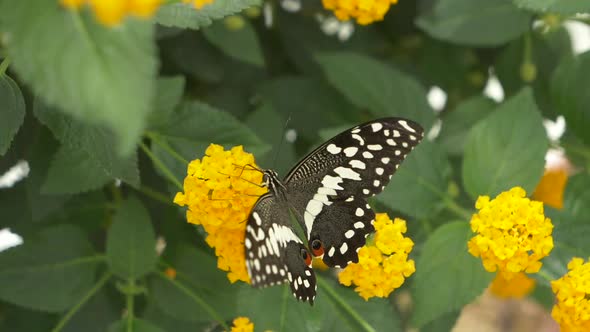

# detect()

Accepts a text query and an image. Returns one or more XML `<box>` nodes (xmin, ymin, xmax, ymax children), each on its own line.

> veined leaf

<box><xmin>156</xmin><ymin>0</ymin><xmax>261</xmax><ymax>30</ymax></box>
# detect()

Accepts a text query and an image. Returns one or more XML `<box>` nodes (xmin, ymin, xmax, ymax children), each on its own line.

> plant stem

<box><xmin>155</xmin><ymin>270</ymin><xmax>230</xmax><ymax>330</ymax></box>
<box><xmin>443</xmin><ymin>197</ymin><xmax>473</xmax><ymax>221</ymax></box>
<box><xmin>137</xmin><ymin>185</ymin><xmax>176</xmax><ymax>206</ymax></box>
<box><xmin>145</xmin><ymin>131</ymin><xmax>189</xmax><ymax>165</ymax></box>
<box><xmin>316</xmin><ymin>276</ymin><xmax>376</xmax><ymax>332</ymax></box>
<box><xmin>139</xmin><ymin>142</ymin><xmax>183</xmax><ymax>190</ymax></box>
<box><xmin>51</xmin><ymin>272</ymin><xmax>112</xmax><ymax>332</ymax></box>
<box><xmin>0</xmin><ymin>56</ymin><xmax>10</xmax><ymax>76</ymax></box>
<box><xmin>126</xmin><ymin>279</ymin><xmax>135</xmax><ymax>332</ymax></box>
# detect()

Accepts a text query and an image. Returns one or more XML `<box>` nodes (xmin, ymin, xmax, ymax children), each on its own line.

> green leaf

<box><xmin>108</xmin><ymin>318</ymin><xmax>165</xmax><ymax>332</ymax></box>
<box><xmin>550</xmin><ymin>173</ymin><xmax>590</xmax><ymax>260</ymax></box>
<box><xmin>377</xmin><ymin>141</ymin><xmax>452</xmax><ymax>219</ymax></box>
<box><xmin>237</xmin><ymin>283</ymin><xmax>335</xmax><ymax>332</ymax></box>
<box><xmin>244</xmin><ymin>102</ymin><xmax>299</xmax><ymax>175</ymax></box>
<box><xmin>411</xmin><ymin>222</ymin><xmax>493</xmax><ymax>327</ymax></box>
<box><xmin>0</xmin><ymin>224</ymin><xmax>99</xmax><ymax>312</ymax></box>
<box><xmin>438</xmin><ymin>97</ymin><xmax>496</xmax><ymax>155</ymax></box>
<box><xmin>41</xmin><ymin>144</ymin><xmax>111</xmax><ymax>194</ymax></box>
<box><xmin>142</xmin><ymin>302</ymin><xmax>210</xmax><ymax>331</ymax></box>
<box><xmin>462</xmin><ymin>88</ymin><xmax>548</xmax><ymax>199</ymax></box>
<box><xmin>416</xmin><ymin>0</ymin><xmax>531</xmax><ymax>47</ymax></box>
<box><xmin>62</xmin><ymin>291</ymin><xmax>120</xmax><ymax>332</ymax></box>
<box><xmin>0</xmin><ymin>75</ymin><xmax>25</xmax><ymax>156</ymax></box>
<box><xmin>420</xmin><ymin>311</ymin><xmax>459</xmax><ymax>332</ymax></box>
<box><xmin>258</xmin><ymin>77</ymin><xmax>358</xmax><ymax>141</ymax></box>
<box><xmin>203</xmin><ymin>20</ymin><xmax>264</xmax><ymax>67</ymax></box>
<box><xmin>0</xmin><ymin>0</ymin><xmax>158</xmax><ymax>155</ymax></box>
<box><xmin>495</xmin><ymin>28</ymin><xmax>573</xmax><ymax>119</ymax></box>
<box><xmin>315</xmin><ymin>53</ymin><xmax>435</xmax><ymax>129</ymax></box>
<box><xmin>151</xmin><ymin>101</ymin><xmax>268</xmax><ymax>155</ymax></box>
<box><xmin>513</xmin><ymin>0</ymin><xmax>590</xmax><ymax>15</ymax></box>
<box><xmin>156</xmin><ymin>0</ymin><xmax>261</xmax><ymax>30</ymax></box>
<box><xmin>321</xmin><ymin>278</ymin><xmax>402</xmax><ymax>332</ymax></box>
<box><xmin>150</xmin><ymin>101</ymin><xmax>269</xmax><ymax>186</ymax></box>
<box><xmin>551</xmin><ymin>51</ymin><xmax>590</xmax><ymax>146</ymax></box>
<box><xmin>148</xmin><ymin>76</ymin><xmax>186</xmax><ymax>127</ymax></box>
<box><xmin>106</xmin><ymin>196</ymin><xmax>157</xmax><ymax>279</ymax></box>
<box><xmin>34</xmin><ymin>101</ymin><xmax>140</xmax><ymax>187</ymax></box>
<box><xmin>150</xmin><ymin>245</ymin><xmax>237</xmax><ymax>323</ymax></box>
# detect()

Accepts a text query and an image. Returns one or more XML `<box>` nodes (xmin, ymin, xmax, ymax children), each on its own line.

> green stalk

<box><xmin>51</xmin><ymin>272</ymin><xmax>112</xmax><ymax>332</ymax></box>
<box><xmin>155</xmin><ymin>270</ymin><xmax>230</xmax><ymax>330</ymax></box>
<box><xmin>140</xmin><ymin>142</ymin><xmax>183</xmax><ymax>190</ymax></box>
<box><xmin>126</xmin><ymin>279</ymin><xmax>135</xmax><ymax>332</ymax></box>
<box><xmin>317</xmin><ymin>276</ymin><xmax>376</xmax><ymax>332</ymax></box>
<box><xmin>145</xmin><ymin>131</ymin><xmax>189</xmax><ymax>165</ymax></box>
<box><xmin>0</xmin><ymin>56</ymin><xmax>11</xmax><ymax>76</ymax></box>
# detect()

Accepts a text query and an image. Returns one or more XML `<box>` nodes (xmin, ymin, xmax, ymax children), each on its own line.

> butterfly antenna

<box><xmin>271</xmin><ymin>114</ymin><xmax>292</xmax><ymax>170</ymax></box>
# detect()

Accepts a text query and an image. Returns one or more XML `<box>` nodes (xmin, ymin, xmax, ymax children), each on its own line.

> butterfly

<box><xmin>244</xmin><ymin>118</ymin><xmax>424</xmax><ymax>304</ymax></box>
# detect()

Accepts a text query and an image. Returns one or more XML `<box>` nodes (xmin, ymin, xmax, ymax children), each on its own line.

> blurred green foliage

<box><xmin>0</xmin><ymin>0</ymin><xmax>589</xmax><ymax>331</ymax></box>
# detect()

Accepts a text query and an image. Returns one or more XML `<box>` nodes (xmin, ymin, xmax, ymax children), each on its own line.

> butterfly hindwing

<box><xmin>245</xmin><ymin>194</ymin><xmax>317</xmax><ymax>303</ymax></box>
<box><xmin>308</xmin><ymin>196</ymin><xmax>376</xmax><ymax>267</ymax></box>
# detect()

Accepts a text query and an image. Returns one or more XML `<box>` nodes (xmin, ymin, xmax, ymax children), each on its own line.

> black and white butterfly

<box><xmin>244</xmin><ymin>118</ymin><xmax>424</xmax><ymax>304</ymax></box>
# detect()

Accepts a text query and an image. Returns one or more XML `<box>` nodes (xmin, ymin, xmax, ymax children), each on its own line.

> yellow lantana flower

<box><xmin>174</xmin><ymin>144</ymin><xmax>268</xmax><ymax>283</ymax></box>
<box><xmin>322</xmin><ymin>0</ymin><xmax>399</xmax><ymax>25</ymax></box>
<box><xmin>532</xmin><ymin>169</ymin><xmax>568</xmax><ymax>210</ymax></box>
<box><xmin>183</xmin><ymin>0</ymin><xmax>215</xmax><ymax>9</ymax></box>
<box><xmin>489</xmin><ymin>272</ymin><xmax>535</xmax><ymax>299</ymax></box>
<box><xmin>551</xmin><ymin>257</ymin><xmax>590</xmax><ymax>332</ymax></box>
<box><xmin>230</xmin><ymin>317</ymin><xmax>254</xmax><ymax>332</ymax></box>
<box><xmin>60</xmin><ymin>0</ymin><xmax>165</xmax><ymax>26</ymax></box>
<box><xmin>468</xmin><ymin>187</ymin><xmax>554</xmax><ymax>279</ymax></box>
<box><xmin>338</xmin><ymin>214</ymin><xmax>415</xmax><ymax>300</ymax></box>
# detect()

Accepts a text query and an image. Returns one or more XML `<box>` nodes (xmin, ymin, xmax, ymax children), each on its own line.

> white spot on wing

<box><xmin>328</xmin><ymin>247</ymin><xmax>335</xmax><ymax>257</ymax></box>
<box><xmin>340</xmin><ymin>242</ymin><xmax>348</xmax><ymax>254</ymax></box>
<box><xmin>381</xmin><ymin>157</ymin><xmax>390</xmax><ymax>164</ymax></box>
<box><xmin>334</xmin><ymin>167</ymin><xmax>361</xmax><ymax>180</ymax></box>
<box><xmin>253</xmin><ymin>212</ymin><xmax>262</xmax><ymax>226</ymax></box>
<box><xmin>352</xmin><ymin>134</ymin><xmax>365</xmax><ymax>145</ymax></box>
<box><xmin>376</xmin><ymin>167</ymin><xmax>384</xmax><ymax>175</ymax></box>
<box><xmin>321</xmin><ymin>175</ymin><xmax>344</xmax><ymax>190</ymax></box>
<box><xmin>349</xmin><ymin>160</ymin><xmax>365</xmax><ymax>169</ymax></box>
<box><xmin>304</xmin><ymin>279</ymin><xmax>310</xmax><ymax>288</ymax></box>
<box><xmin>327</xmin><ymin>143</ymin><xmax>342</xmax><ymax>154</ymax></box>
<box><xmin>345</xmin><ymin>230</ymin><xmax>355</xmax><ymax>238</ymax></box>
<box><xmin>398</xmin><ymin>120</ymin><xmax>416</xmax><ymax>133</ymax></box>
<box><xmin>344</xmin><ymin>147</ymin><xmax>358</xmax><ymax>157</ymax></box>
<box><xmin>371</xmin><ymin>123</ymin><xmax>383</xmax><ymax>132</ymax></box>
<box><xmin>363</xmin><ymin>151</ymin><xmax>373</xmax><ymax>159</ymax></box>
<box><xmin>367</xmin><ymin>144</ymin><xmax>382</xmax><ymax>151</ymax></box>
<box><xmin>355</xmin><ymin>208</ymin><xmax>364</xmax><ymax>216</ymax></box>
<box><xmin>354</xmin><ymin>222</ymin><xmax>364</xmax><ymax>229</ymax></box>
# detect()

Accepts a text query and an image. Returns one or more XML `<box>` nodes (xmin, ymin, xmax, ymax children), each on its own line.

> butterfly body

<box><xmin>245</xmin><ymin>118</ymin><xmax>424</xmax><ymax>304</ymax></box>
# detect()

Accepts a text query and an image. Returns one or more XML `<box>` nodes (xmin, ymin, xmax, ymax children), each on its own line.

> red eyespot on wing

<box><xmin>302</xmin><ymin>250</ymin><xmax>312</xmax><ymax>266</ymax></box>
<box><xmin>311</xmin><ymin>239</ymin><xmax>324</xmax><ymax>257</ymax></box>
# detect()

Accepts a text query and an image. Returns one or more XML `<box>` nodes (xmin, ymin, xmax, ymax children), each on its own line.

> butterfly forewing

<box><xmin>245</xmin><ymin>194</ymin><xmax>317</xmax><ymax>303</ymax></box>
<box><xmin>283</xmin><ymin>118</ymin><xmax>423</xmax><ymax>267</ymax></box>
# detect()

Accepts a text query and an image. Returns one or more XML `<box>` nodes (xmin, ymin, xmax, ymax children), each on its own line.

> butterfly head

<box><xmin>262</xmin><ymin>169</ymin><xmax>279</xmax><ymax>187</ymax></box>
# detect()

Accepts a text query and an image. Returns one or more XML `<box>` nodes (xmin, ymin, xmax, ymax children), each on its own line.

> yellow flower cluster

<box><xmin>322</xmin><ymin>0</ymin><xmax>399</xmax><ymax>25</ymax></box>
<box><xmin>60</xmin><ymin>0</ymin><xmax>162</xmax><ymax>26</ymax></box>
<box><xmin>489</xmin><ymin>272</ymin><xmax>535</xmax><ymax>299</ymax></box>
<box><xmin>230</xmin><ymin>317</ymin><xmax>254</xmax><ymax>332</ymax></box>
<box><xmin>551</xmin><ymin>258</ymin><xmax>590</xmax><ymax>332</ymax></box>
<box><xmin>468</xmin><ymin>187</ymin><xmax>554</xmax><ymax>279</ymax></box>
<box><xmin>338</xmin><ymin>214</ymin><xmax>415</xmax><ymax>300</ymax></box>
<box><xmin>532</xmin><ymin>169</ymin><xmax>568</xmax><ymax>210</ymax></box>
<box><xmin>174</xmin><ymin>144</ymin><xmax>267</xmax><ymax>283</ymax></box>
<box><xmin>60</xmin><ymin>0</ymin><xmax>214</xmax><ymax>26</ymax></box>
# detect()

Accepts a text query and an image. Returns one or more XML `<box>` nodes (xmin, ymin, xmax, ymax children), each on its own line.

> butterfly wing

<box><xmin>245</xmin><ymin>193</ymin><xmax>317</xmax><ymax>304</ymax></box>
<box><xmin>284</xmin><ymin>118</ymin><xmax>423</xmax><ymax>267</ymax></box>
